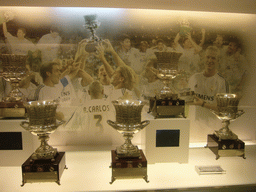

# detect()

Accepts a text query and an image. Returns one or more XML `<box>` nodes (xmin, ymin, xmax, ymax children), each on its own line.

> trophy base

<box><xmin>206</xmin><ymin>134</ymin><xmax>246</xmax><ymax>160</ymax></box>
<box><xmin>109</xmin><ymin>150</ymin><xmax>149</xmax><ymax>184</ymax></box>
<box><xmin>21</xmin><ymin>152</ymin><xmax>67</xmax><ymax>186</ymax></box>
<box><xmin>215</xmin><ymin>130</ymin><xmax>238</xmax><ymax>140</ymax></box>
<box><xmin>0</xmin><ymin>101</ymin><xmax>26</xmax><ymax>118</ymax></box>
<box><xmin>149</xmin><ymin>97</ymin><xmax>185</xmax><ymax>118</ymax></box>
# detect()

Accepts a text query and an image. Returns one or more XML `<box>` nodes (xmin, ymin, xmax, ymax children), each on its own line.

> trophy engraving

<box><xmin>149</xmin><ymin>52</ymin><xmax>185</xmax><ymax>118</ymax></box>
<box><xmin>108</xmin><ymin>99</ymin><xmax>150</xmax><ymax>183</ymax></box>
<box><xmin>20</xmin><ymin>100</ymin><xmax>67</xmax><ymax>186</ymax></box>
<box><xmin>207</xmin><ymin>93</ymin><xmax>246</xmax><ymax>159</ymax></box>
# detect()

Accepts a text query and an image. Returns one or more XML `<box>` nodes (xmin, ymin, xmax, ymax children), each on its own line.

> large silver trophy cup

<box><xmin>21</xmin><ymin>100</ymin><xmax>65</xmax><ymax>161</ymax></box>
<box><xmin>155</xmin><ymin>52</ymin><xmax>182</xmax><ymax>99</ymax></box>
<box><xmin>211</xmin><ymin>93</ymin><xmax>244</xmax><ymax>140</ymax></box>
<box><xmin>149</xmin><ymin>52</ymin><xmax>185</xmax><ymax>118</ymax></box>
<box><xmin>0</xmin><ymin>54</ymin><xmax>27</xmax><ymax>102</ymax></box>
<box><xmin>107</xmin><ymin>100</ymin><xmax>150</xmax><ymax>158</ymax></box>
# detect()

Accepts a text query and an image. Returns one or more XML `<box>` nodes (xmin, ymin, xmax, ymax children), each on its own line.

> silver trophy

<box><xmin>20</xmin><ymin>100</ymin><xmax>65</xmax><ymax>161</ymax></box>
<box><xmin>83</xmin><ymin>14</ymin><xmax>101</xmax><ymax>53</ymax></box>
<box><xmin>155</xmin><ymin>52</ymin><xmax>182</xmax><ymax>99</ymax></box>
<box><xmin>107</xmin><ymin>99</ymin><xmax>150</xmax><ymax>158</ymax></box>
<box><xmin>0</xmin><ymin>54</ymin><xmax>27</xmax><ymax>102</ymax></box>
<box><xmin>211</xmin><ymin>93</ymin><xmax>244</xmax><ymax>140</ymax></box>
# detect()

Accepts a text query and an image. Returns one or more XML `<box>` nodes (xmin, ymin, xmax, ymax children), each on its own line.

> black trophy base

<box><xmin>21</xmin><ymin>152</ymin><xmax>67</xmax><ymax>186</ymax></box>
<box><xmin>149</xmin><ymin>97</ymin><xmax>185</xmax><ymax>118</ymax></box>
<box><xmin>110</xmin><ymin>150</ymin><xmax>149</xmax><ymax>184</ymax></box>
<box><xmin>206</xmin><ymin>134</ymin><xmax>246</xmax><ymax>160</ymax></box>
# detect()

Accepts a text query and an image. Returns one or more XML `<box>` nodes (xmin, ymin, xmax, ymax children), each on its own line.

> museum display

<box><xmin>20</xmin><ymin>100</ymin><xmax>67</xmax><ymax>186</ymax></box>
<box><xmin>206</xmin><ymin>93</ymin><xmax>246</xmax><ymax>159</ymax></box>
<box><xmin>107</xmin><ymin>99</ymin><xmax>150</xmax><ymax>183</ymax></box>
<box><xmin>0</xmin><ymin>54</ymin><xmax>27</xmax><ymax>117</ymax></box>
<box><xmin>149</xmin><ymin>52</ymin><xmax>185</xmax><ymax>118</ymax></box>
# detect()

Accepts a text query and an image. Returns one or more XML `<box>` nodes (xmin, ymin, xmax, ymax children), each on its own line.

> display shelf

<box><xmin>0</xmin><ymin>145</ymin><xmax>255</xmax><ymax>192</ymax></box>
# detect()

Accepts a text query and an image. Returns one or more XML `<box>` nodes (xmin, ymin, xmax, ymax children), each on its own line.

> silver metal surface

<box><xmin>107</xmin><ymin>99</ymin><xmax>150</xmax><ymax>158</ymax></box>
<box><xmin>21</xmin><ymin>100</ymin><xmax>64</xmax><ymax>160</ymax></box>
<box><xmin>211</xmin><ymin>93</ymin><xmax>244</xmax><ymax>140</ymax></box>
<box><xmin>0</xmin><ymin>54</ymin><xmax>27</xmax><ymax>102</ymax></box>
<box><xmin>154</xmin><ymin>52</ymin><xmax>182</xmax><ymax>99</ymax></box>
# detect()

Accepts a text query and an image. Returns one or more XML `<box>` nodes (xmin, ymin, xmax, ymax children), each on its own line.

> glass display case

<box><xmin>0</xmin><ymin>0</ymin><xmax>256</xmax><ymax>191</ymax></box>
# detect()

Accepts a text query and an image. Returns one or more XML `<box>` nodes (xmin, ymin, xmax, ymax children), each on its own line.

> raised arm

<box><xmin>186</xmin><ymin>32</ymin><xmax>202</xmax><ymax>53</ymax></box>
<box><xmin>95</xmin><ymin>43</ymin><xmax>115</xmax><ymax>78</ymax></box>
<box><xmin>2</xmin><ymin>21</ymin><xmax>8</xmax><ymax>37</ymax></box>
<box><xmin>103</xmin><ymin>39</ymin><xmax>126</xmax><ymax>67</ymax></box>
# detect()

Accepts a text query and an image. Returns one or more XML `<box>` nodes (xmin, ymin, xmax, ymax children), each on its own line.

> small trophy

<box><xmin>83</xmin><ymin>14</ymin><xmax>101</xmax><ymax>53</ymax></box>
<box><xmin>179</xmin><ymin>18</ymin><xmax>192</xmax><ymax>37</ymax></box>
<box><xmin>0</xmin><ymin>54</ymin><xmax>27</xmax><ymax>118</ymax></box>
<box><xmin>107</xmin><ymin>99</ymin><xmax>150</xmax><ymax>184</ymax></box>
<box><xmin>207</xmin><ymin>93</ymin><xmax>246</xmax><ymax>159</ymax></box>
<box><xmin>149</xmin><ymin>52</ymin><xmax>185</xmax><ymax>118</ymax></box>
<box><xmin>20</xmin><ymin>100</ymin><xmax>67</xmax><ymax>186</ymax></box>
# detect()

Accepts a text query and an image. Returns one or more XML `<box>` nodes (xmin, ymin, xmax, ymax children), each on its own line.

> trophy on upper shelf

<box><xmin>83</xmin><ymin>14</ymin><xmax>101</xmax><ymax>53</ymax></box>
<box><xmin>20</xmin><ymin>100</ymin><xmax>67</xmax><ymax>186</ymax></box>
<box><xmin>0</xmin><ymin>54</ymin><xmax>28</xmax><ymax>118</ymax></box>
<box><xmin>206</xmin><ymin>93</ymin><xmax>246</xmax><ymax>159</ymax></box>
<box><xmin>149</xmin><ymin>51</ymin><xmax>185</xmax><ymax>118</ymax></box>
<box><xmin>107</xmin><ymin>99</ymin><xmax>150</xmax><ymax>184</ymax></box>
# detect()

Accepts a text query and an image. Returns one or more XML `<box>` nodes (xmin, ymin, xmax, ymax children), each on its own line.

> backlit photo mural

<box><xmin>0</xmin><ymin>7</ymin><xmax>254</xmax><ymax>144</ymax></box>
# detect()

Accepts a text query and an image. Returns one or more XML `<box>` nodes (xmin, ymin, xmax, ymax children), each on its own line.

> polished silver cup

<box><xmin>107</xmin><ymin>99</ymin><xmax>150</xmax><ymax>158</ymax></box>
<box><xmin>0</xmin><ymin>54</ymin><xmax>27</xmax><ymax>102</ymax></box>
<box><xmin>21</xmin><ymin>100</ymin><xmax>64</xmax><ymax>161</ymax></box>
<box><xmin>211</xmin><ymin>93</ymin><xmax>244</xmax><ymax>140</ymax></box>
<box><xmin>154</xmin><ymin>52</ymin><xmax>182</xmax><ymax>99</ymax></box>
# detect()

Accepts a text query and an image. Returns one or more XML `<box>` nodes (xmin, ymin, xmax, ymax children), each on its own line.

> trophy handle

<box><xmin>20</xmin><ymin>121</ymin><xmax>29</xmax><ymax>130</ymax></box>
<box><xmin>237</xmin><ymin>110</ymin><xmax>245</xmax><ymax>118</ymax></box>
<box><xmin>140</xmin><ymin>120</ymin><xmax>150</xmax><ymax>129</ymax></box>
<box><xmin>107</xmin><ymin>120</ymin><xmax>117</xmax><ymax>128</ymax></box>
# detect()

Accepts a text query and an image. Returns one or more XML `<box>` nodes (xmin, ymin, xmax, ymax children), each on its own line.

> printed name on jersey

<box><xmin>196</xmin><ymin>93</ymin><xmax>214</xmax><ymax>101</ymax></box>
<box><xmin>83</xmin><ymin>105</ymin><xmax>110</xmax><ymax>113</ymax></box>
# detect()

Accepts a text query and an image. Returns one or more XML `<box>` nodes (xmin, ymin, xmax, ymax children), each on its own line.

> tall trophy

<box><xmin>149</xmin><ymin>52</ymin><xmax>185</xmax><ymax>118</ymax></box>
<box><xmin>107</xmin><ymin>99</ymin><xmax>150</xmax><ymax>184</ymax></box>
<box><xmin>0</xmin><ymin>54</ymin><xmax>27</xmax><ymax>118</ymax></box>
<box><xmin>83</xmin><ymin>14</ymin><xmax>101</xmax><ymax>53</ymax></box>
<box><xmin>207</xmin><ymin>93</ymin><xmax>246</xmax><ymax>159</ymax></box>
<box><xmin>20</xmin><ymin>100</ymin><xmax>67</xmax><ymax>186</ymax></box>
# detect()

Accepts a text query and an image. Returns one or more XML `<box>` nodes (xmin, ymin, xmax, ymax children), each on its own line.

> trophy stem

<box><xmin>122</xmin><ymin>133</ymin><xmax>135</xmax><ymax>150</ymax></box>
<box><xmin>215</xmin><ymin>120</ymin><xmax>238</xmax><ymax>140</ymax></box>
<box><xmin>116</xmin><ymin>132</ymin><xmax>141</xmax><ymax>158</ymax></box>
<box><xmin>32</xmin><ymin>133</ymin><xmax>57</xmax><ymax>161</ymax></box>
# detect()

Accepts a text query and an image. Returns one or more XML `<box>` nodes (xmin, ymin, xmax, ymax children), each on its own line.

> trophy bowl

<box><xmin>107</xmin><ymin>99</ymin><xmax>150</xmax><ymax>158</ymax></box>
<box><xmin>20</xmin><ymin>100</ymin><xmax>65</xmax><ymax>161</ymax></box>
<box><xmin>211</xmin><ymin>93</ymin><xmax>244</xmax><ymax>140</ymax></box>
<box><xmin>0</xmin><ymin>54</ymin><xmax>27</xmax><ymax>102</ymax></box>
<box><xmin>154</xmin><ymin>52</ymin><xmax>182</xmax><ymax>99</ymax></box>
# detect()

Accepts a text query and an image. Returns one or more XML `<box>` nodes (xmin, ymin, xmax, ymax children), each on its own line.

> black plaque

<box><xmin>0</xmin><ymin>132</ymin><xmax>22</xmax><ymax>150</ymax></box>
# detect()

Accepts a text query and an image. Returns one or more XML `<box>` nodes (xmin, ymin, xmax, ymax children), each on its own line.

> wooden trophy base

<box><xmin>21</xmin><ymin>152</ymin><xmax>67</xmax><ymax>186</ymax></box>
<box><xmin>110</xmin><ymin>150</ymin><xmax>149</xmax><ymax>184</ymax></box>
<box><xmin>206</xmin><ymin>134</ymin><xmax>246</xmax><ymax>160</ymax></box>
